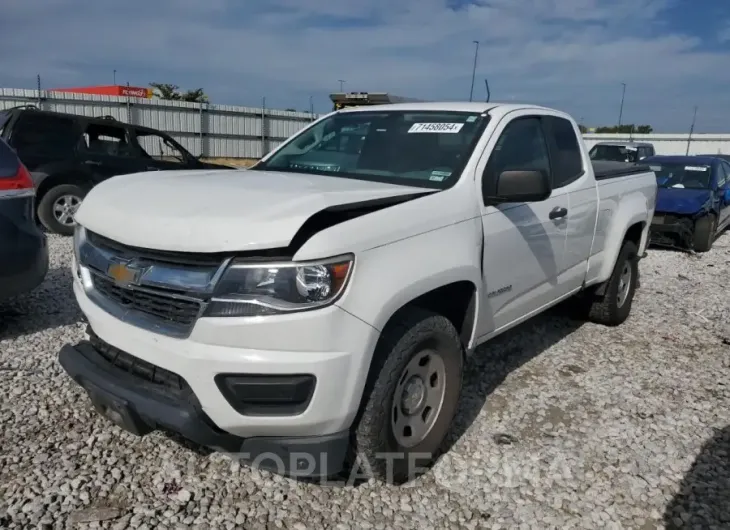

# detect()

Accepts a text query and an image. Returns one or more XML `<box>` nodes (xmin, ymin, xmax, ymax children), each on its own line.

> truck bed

<box><xmin>592</xmin><ymin>160</ymin><xmax>651</xmax><ymax>180</ymax></box>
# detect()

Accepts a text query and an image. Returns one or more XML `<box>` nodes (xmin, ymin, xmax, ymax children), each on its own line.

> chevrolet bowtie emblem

<box><xmin>107</xmin><ymin>261</ymin><xmax>142</xmax><ymax>286</ymax></box>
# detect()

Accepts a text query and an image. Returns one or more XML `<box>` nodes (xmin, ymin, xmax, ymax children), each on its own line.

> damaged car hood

<box><xmin>75</xmin><ymin>169</ymin><xmax>430</xmax><ymax>253</ymax></box>
<box><xmin>655</xmin><ymin>188</ymin><xmax>712</xmax><ymax>216</ymax></box>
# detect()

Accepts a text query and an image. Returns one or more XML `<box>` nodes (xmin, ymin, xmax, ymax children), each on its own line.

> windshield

<box><xmin>649</xmin><ymin>163</ymin><xmax>713</xmax><ymax>189</ymax></box>
<box><xmin>589</xmin><ymin>144</ymin><xmax>639</xmax><ymax>163</ymax></box>
<box><xmin>252</xmin><ymin>110</ymin><xmax>490</xmax><ymax>189</ymax></box>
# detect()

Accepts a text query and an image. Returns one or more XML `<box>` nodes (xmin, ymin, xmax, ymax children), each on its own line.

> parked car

<box><xmin>58</xmin><ymin>102</ymin><xmax>657</xmax><ymax>482</ymax></box>
<box><xmin>589</xmin><ymin>141</ymin><xmax>655</xmax><ymax>163</ymax></box>
<box><xmin>645</xmin><ymin>155</ymin><xmax>730</xmax><ymax>252</ymax></box>
<box><xmin>0</xmin><ymin>138</ymin><xmax>48</xmax><ymax>300</ymax></box>
<box><xmin>0</xmin><ymin>106</ymin><xmax>233</xmax><ymax>236</ymax></box>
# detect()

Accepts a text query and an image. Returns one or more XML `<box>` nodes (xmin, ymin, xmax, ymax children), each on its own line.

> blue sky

<box><xmin>2</xmin><ymin>0</ymin><xmax>729</xmax><ymax>132</ymax></box>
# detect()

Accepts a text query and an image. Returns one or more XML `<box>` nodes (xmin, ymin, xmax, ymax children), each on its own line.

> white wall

<box><xmin>582</xmin><ymin>133</ymin><xmax>730</xmax><ymax>156</ymax></box>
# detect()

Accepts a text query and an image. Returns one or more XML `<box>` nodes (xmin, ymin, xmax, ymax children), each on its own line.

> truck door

<box><xmin>475</xmin><ymin>113</ymin><xmax>569</xmax><ymax>337</ymax></box>
<box><xmin>543</xmin><ymin>115</ymin><xmax>598</xmax><ymax>293</ymax></box>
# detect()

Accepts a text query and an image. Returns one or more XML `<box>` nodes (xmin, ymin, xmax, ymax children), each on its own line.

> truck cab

<box><xmin>59</xmin><ymin>102</ymin><xmax>657</xmax><ymax>483</ymax></box>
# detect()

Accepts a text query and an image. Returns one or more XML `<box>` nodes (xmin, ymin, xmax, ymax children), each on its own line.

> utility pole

<box><xmin>469</xmin><ymin>41</ymin><xmax>479</xmax><ymax>102</ymax></box>
<box><xmin>618</xmin><ymin>82</ymin><xmax>626</xmax><ymax>130</ymax></box>
<box><xmin>338</xmin><ymin>79</ymin><xmax>345</xmax><ymax>92</ymax></box>
<box><xmin>113</xmin><ymin>69</ymin><xmax>117</xmax><ymax>85</ymax></box>
<box><xmin>309</xmin><ymin>95</ymin><xmax>314</xmax><ymax>121</ymax></box>
<box><xmin>686</xmin><ymin>105</ymin><xmax>698</xmax><ymax>155</ymax></box>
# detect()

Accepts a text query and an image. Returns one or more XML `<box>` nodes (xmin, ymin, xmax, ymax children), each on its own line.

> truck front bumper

<box><xmin>62</xmin><ymin>271</ymin><xmax>382</xmax><ymax>475</ymax></box>
<box><xmin>59</xmin><ymin>337</ymin><xmax>349</xmax><ymax>477</ymax></box>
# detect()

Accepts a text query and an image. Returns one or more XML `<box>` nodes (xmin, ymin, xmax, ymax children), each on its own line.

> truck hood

<box><xmin>75</xmin><ymin>169</ymin><xmax>430</xmax><ymax>253</ymax></box>
<box><xmin>655</xmin><ymin>187</ymin><xmax>711</xmax><ymax>215</ymax></box>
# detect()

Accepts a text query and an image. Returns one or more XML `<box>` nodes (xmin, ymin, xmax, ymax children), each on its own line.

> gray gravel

<box><xmin>1</xmin><ymin>233</ymin><xmax>729</xmax><ymax>529</ymax></box>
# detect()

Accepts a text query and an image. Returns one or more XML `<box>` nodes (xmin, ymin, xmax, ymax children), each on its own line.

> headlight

<box><xmin>204</xmin><ymin>255</ymin><xmax>354</xmax><ymax>317</ymax></box>
<box><xmin>73</xmin><ymin>225</ymin><xmax>84</xmax><ymax>264</ymax></box>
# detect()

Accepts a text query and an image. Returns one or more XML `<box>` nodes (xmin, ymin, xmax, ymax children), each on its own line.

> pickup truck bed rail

<box><xmin>592</xmin><ymin>161</ymin><xmax>652</xmax><ymax>180</ymax></box>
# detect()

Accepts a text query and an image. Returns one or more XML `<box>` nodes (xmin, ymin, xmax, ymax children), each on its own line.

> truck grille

<box><xmin>79</xmin><ymin>230</ymin><xmax>225</xmax><ymax>337</ymax></box>
<box><xmin>92</xmin><ymin>274</ymin><xmax>203</xmax><ymax>328</ymax></box>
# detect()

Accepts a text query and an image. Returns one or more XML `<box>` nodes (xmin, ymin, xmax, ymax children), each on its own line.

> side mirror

<box><xmin>488</xmin><ymin>170</ymin><xmax>552</xmax><ymax>204</ymax></box>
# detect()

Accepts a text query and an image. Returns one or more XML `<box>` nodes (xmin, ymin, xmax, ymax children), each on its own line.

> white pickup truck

<box><xmin>59</xmin><ymin>103</ymin><xmax>657</xmax><ymax>482</ymax></box>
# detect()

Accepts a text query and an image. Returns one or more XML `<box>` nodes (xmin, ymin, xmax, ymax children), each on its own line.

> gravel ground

<box><xmin>1</xmin><ymin>233</ymin><xmax>729</xmax><ymax>529</ymax></box>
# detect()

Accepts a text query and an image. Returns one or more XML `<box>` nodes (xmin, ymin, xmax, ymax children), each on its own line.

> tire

<box><xmin>585</xmin><ymin>240</ymin><xmax>639</xmax><ymax>326</ymax></box>
<box><xmin>693</xmin><ymin>214</ymin><xmax>716</xmax><ymax>253</ymax></box>
<box><xmin>352</xmin><ymin>307</ymin><xmax>463</xmax><ymax>483</ymax></box>
<box><xmin>37</xmin><ymin>184</ymin><xmax>87</xmax><ymax>236</ymax></box>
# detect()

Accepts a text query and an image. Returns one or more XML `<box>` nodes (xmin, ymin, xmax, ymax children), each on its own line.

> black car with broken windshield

<box><xmin>0</xmin><ymin>106</ymin><xmax>233</xmax><ymax>236</ymax></box>
<box><xmin>252</xmin><ymin>110</ymin><xmax>490</xmax><ymax>189</ymax></box>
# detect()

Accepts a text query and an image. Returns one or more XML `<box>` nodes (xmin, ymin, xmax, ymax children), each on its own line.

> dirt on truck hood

<box><xmin>75</xmin><ymin>169</ymin><xmax>429</xmax><ymax>253</ymax></box>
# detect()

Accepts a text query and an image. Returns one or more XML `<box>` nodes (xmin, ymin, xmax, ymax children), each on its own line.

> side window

<box><xmin>717</xmin><ymin>161</ymin><xmax>728</xmax><ymax>188</ymax></box>
<box><xmin>482</xmin><ymin>116</ymin><xmax>550</xmax><ymax>200</ymax></box>
<box><xmin>81</xmin><ymin>123</ymin><xmax>134</xmax><ymax>157</ymax></box>
<box><xmin>10</xmin><ymin>114</ymin><xmax>78</xmax><ymax>158</ymax></box>
<box><xmin>135</xmin><ymin>129</ymin><xmax>187</xmax><ymax>162</ymax></box>
<box><xmin>544</xmin><ymin>116</ymin><xmax>583</xmax><ymax>188</ymax></box>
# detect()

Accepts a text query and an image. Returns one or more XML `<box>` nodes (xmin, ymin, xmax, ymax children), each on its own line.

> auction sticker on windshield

<box><xmin>408</xmin><ymin>123</ymin><xmax>464</xmax><ymax>133</ymax></box>
<box><xmin>685</xmin><ymin>166</ymin><xmax>709</xmax><ymax>171</ymax></box>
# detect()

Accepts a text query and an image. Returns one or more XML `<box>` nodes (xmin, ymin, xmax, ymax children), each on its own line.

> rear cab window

<box><xmin>544</xmin><ymin>116</ymin><xmax>583</xmax><ymax>188</ymax></box>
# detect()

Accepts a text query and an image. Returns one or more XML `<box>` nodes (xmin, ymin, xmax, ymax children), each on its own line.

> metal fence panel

<box><xmin>0</xmin><ymin>87</ymin><xmax>317</xmax><ymax>159</ymax></box>
<box><xmin>3</xmin><ymin>88</ymin><xmax>730</xmax><ymax>157</ymax></box>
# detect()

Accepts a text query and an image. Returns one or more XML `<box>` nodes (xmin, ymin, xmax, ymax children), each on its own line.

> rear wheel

<box><xmin>352</xmin><ymin>308</ymin><xmax>463</xmax><ymax>483</ymax></box>
<box><xmin>38</xmin><ymin>184</ymin><xmax>87</xmax><ymax>236</ymax></box>
<box><xmin>584</xmin><ymin>240</ymin><xmax>639</xmax><ymax>326</ymax></box>
<box><xmin>693</xmin><ymin>214</ymin><xmax>716</xmax><ymax>253</ymax></box>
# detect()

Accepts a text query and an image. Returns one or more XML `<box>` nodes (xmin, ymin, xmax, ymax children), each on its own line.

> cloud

<box><xmin>1</xmin><ymin>0</ymin><xmax>728</xmax><ymax>132</ymax></box>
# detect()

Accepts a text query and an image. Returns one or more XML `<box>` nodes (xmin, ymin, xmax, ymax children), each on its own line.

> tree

<box><xmin>149</xmin><ymin>83</ymin><xmax>208</xmax><ymax>103</ymax></box>
<box><xmin>149</xmin><ymin>83</ymin><xmax>181</xmax><ymax>100</ymax></box>
<box><xmin>181</xmin><ymin>88</ymin><xmax>208</xmax><ymax>103</ymax></box>
<box><xmin>578</xmin><ymin>124</ymin><xmax>588</xmax><ymax>134</ymax></box>
<box><xmin>593</xmin><ymin>124</ymin><xmax>653</xmax><ymax>134</ymax></box>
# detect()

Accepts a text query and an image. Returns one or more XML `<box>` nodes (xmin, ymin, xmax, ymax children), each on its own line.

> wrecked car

<box><xmin>646</xmin><ymin>155</ymin><xmax>730</xmax><ymax>252</ymax></box>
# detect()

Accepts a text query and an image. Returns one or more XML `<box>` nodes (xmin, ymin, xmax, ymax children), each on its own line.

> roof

<box><xmin>698</xmin><ymin>153</ymin><xmax>730</xmax><ymax>161</ymax></box>
<box><xmin>643</xmin><ymin>155</ymin><xmax>718</xmax><ymax>166</ymax></box>
<box><xmin>335</xmin><ymin>102</ymin><xmax>555</xmax><ymax>114</ymax></box>
<box><xmin>593</xmin><ymin>141</ymin><xmax>654</xmax><ymax>147</ymax></box>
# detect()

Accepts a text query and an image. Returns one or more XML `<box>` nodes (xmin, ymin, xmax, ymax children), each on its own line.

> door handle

<box><xmin>549</xmin><ymin>206</ymin><xmax>568</xmax><ymax>220</ymax></box>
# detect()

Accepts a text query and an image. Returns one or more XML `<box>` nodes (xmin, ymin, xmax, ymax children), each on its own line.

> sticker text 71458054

<box><xmin>408</xmin><ymin>123</ymin><xmax>464</xmax><ymax>133</ymax></box>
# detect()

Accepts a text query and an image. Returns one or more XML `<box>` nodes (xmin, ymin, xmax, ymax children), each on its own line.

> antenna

<box><xmin>484</xmin><ymin>78</ymin><xmax>491</xmax><ymax>102</ymax></box>
<box><xmin>685</xmin><ymin>105</ymin><xmax>698</xmax><ymax>155</ymax></box>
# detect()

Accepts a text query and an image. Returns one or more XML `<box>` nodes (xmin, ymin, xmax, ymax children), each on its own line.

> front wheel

<box><xmin>693</xmin><ymin>214</ymin><xmax>716</xmax><ymax>253</ymax></box>
<box><xmin>352</xmin><ymin>308</ymin><xmax>463</xmax><ymax>483</ymax></box>
<box><xmin>37</xmin><ymin>184</ymin><xmax>87</xmax><ymax>236</ymax></box>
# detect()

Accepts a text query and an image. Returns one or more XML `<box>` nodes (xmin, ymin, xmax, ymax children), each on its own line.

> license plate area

<box><xmin>81</xmin><ymin>380</ymin><xmax>153</xmax><ymax>436</ymax></box>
